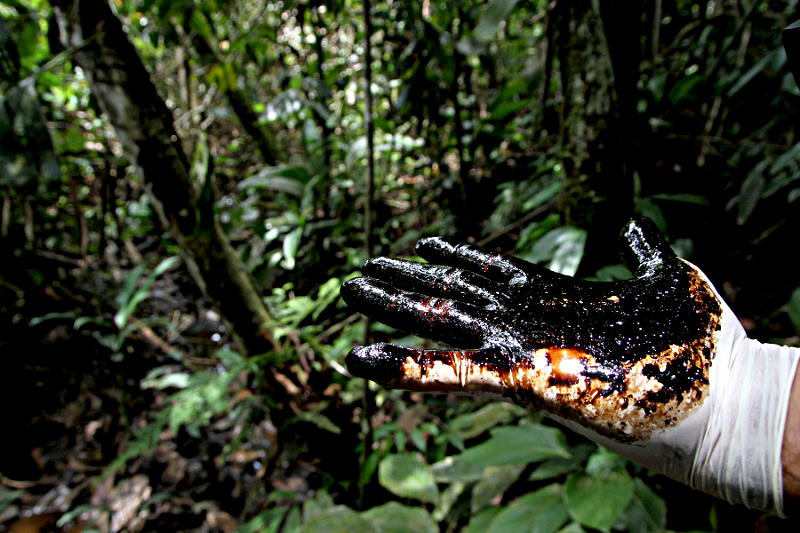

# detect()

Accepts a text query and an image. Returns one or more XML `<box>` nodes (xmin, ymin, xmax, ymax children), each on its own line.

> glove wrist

<box><xmin>690</xmin><ymin>332</ymin><xmax>800</xmax><ymax>516</ymax></box>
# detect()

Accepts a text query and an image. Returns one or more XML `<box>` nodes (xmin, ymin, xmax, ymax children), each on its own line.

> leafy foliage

<box><xmin>1</xmin><ymin>0</ymin><xmax>798</xmax><ymax>531</ymax></box>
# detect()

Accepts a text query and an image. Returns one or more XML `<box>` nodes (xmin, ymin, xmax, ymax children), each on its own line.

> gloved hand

<box><xmin>341</xmin><ymin>218</ymin><xmax>800</xmax><ymax>515</ymax></box>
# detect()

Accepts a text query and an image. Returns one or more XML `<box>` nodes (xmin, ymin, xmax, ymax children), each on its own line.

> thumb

<box><xmin>619</xmin><ymin>217</ymin><xmax>675</xmax><ymax>275</ymax></box>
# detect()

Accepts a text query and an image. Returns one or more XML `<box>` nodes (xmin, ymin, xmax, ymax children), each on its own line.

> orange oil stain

<box><xmin>548</xmin><ymin>348</ymin><xmax>588</xmax><ymax>386</ymax></box>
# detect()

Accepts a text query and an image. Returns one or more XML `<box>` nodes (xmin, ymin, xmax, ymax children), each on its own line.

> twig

<box><xmin>317</xmin><ymin>313</ymin><xmax>360</xmax><ymax>342</ymax></box>
<box><xmin>477</xmin><ymin>203</ymin><xmax>553</xmax><ymax>248</ymax></box>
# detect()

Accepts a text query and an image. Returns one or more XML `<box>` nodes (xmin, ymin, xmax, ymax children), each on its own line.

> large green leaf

<box><xmin>378</xmin><ymin>453</ymin><xmax>439</xmax><ymax>504</ymax></box>
<box><xmin>529</xmin><ymin>444</ymin><xmax>595</xmax><ymax>481</ymax></box>
<box><xmin>471</xmin><ymin>464</ymin><xmax>525</xmax><ymax>513</ymax></box>
<box><xmin>361</xmin><ymin>503</ymin><xmax>437</xmax><ymax>533</ymax></box>
<box><xmin>520</xmin><ymin>227</ymin><xmax>587</xmax><ymax>277</ymax></box>
<box><xmin>624</xmin><ymin>479</ymin><xmax>667</xmax><ymax>533</ymax></box>
<box><xmin>565</xmin><ymin>470</ymin><xmax>634</xmax><ymax>533</ymax></box>
<box><xmin>487</xmin><ymin>484</ymin><xmax>569</xmax><ymax>533</ymax></box>
<box><xmin>458</xmin><ymin>424</ymin><xmax>570</xmax><ymax>467</ymax></box>
<box><xmin>298</xmin><ymin>506</ymin><xmax>377</xmax><ymax>533</ymax></box>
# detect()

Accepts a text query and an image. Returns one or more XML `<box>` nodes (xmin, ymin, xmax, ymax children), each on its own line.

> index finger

<box><xmin>415</xmin><ymin>237</ymin><xmax>529</xmax><ymax>285</ymax></box>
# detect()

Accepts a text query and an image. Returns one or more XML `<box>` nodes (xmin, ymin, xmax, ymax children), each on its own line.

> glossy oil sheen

<box><xmin>342</xmin><ymin>218</ymin><xmax>723</xmax><ymax>440</ymax></box>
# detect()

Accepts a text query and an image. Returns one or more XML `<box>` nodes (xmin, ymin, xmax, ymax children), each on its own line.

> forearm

<box><xmin>783</xmin><ymin>364</ymin><xmax>800</xmax><ymax>501</ymax></box>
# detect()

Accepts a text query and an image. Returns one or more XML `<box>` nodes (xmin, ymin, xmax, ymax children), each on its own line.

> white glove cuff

<box><xmin>689</xmin><ymin>333</ymin><xmax>800</xmax><ymax>516</ymax></box>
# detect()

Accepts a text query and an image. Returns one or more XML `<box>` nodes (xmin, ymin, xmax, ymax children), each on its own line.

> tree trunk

<box><xmin>548</xmin><ymin>0</ymin><xmax>637</xmax><ymax>270</ymax></box>
<box><xmin>51</xmin><ymin>0</ymin><xmax>276</xmax><ymax>356</ymax></box>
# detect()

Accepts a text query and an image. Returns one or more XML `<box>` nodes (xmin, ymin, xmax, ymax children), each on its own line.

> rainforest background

<box><xmin>2</xmin><ymin>0</ymin><xmax>800</xmax><ymax>531</ymax></box>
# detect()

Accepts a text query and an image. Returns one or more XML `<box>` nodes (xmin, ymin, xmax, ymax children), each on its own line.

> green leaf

<box><xmin>238</xmin><ymin>165</ymin><xmax>310</xmax><ymax>196</ymax></box>
<box><xmin>448</xmin><ymin>402</ymin><xmax>526</xmax><ymax>440</ymax></box>
<box><xmin>667</xmin><ymin>73</ymin><xmax>704</xmax><ymax>104</ymax></box>
<box><xmin>520</xmin><ymin>227</ymin><xmax>587</xmax><ymax>276</ymax></box>
<box><xmin>282</xmin><ymin>226</ymin><xmax>303</xmax><ymax>270</ymax></box>
<box><xmin>624</xmin><ymin>479</ymin><xmax>667</xmax><ymax>533</ymax></box>
<box><xmin>490</xmin><ymin>98</ymin><xmax>530</xmax><ymax>121</ymax></box>
<box><xmin>565</xmin><ymin>470</ymin><xmax>634</xmax><ymax>533</ymax></box>
<box><xmin>474</xmin><ymin>0</ymin><xmax>519</xmax><ymax>42</ymax></box>
<box><xmin>487</xmin><ymin>484</ymin><xmax>569</xmax><ymax>533</ymax></box>
<box><xmin>298</xmin><ymin>506</ymin><xmax>377</xmax><ymax>533</ymax></box>
<box><xmin>584</xmin><ymin>448</ymin><xmax>628</xmax><ymax>477</ymax></box>
<box><xmin>238</xmin><ymin>507</ymin><xmax>291</xmax><ymax>533</ymax></box>
<box><xmin>556</xmin><ymin>524</ymin><xmax>586</xmax><ymax>533</ymax></box>
<box><xmin>728</xmin><ymin>48</ymin><xmax>783</xmax><ymax>97</ymax></box>
<box><xmin>529</xmin><ymin>444</ymin><xmax>595</xmax><ymax>481</ymax></box>
<box><xmin>291</xmin><ymin>411</ymin><xmax>342</xmax><ymax>435</ymax></box>
<box><xmin>114</xmin><ymin>256</ymin><xmax>180</xmax><ymax>328</ymax></box>
<box><xmin>788</xmin><ymin>287</ymin><xmax>800</xmax><ymax>332</ymax></box>
<box><xmin>463</xmin><ymin>507</ymin><xmax>502</xmax><ymax>533</ymax></box>
<box><xmin>29</xmin><ymin>311</ymin><xmax>79</xmax><ymax>326</ymax></box>
<box><xmin>458</xmin><ymin>424</ymin><xmax>569</xmax><ymax>467</ymax></box>
<box><xmin>361</xmin><ymin>503</ymin><xmax>437</xmax><ymax>533</ymax></box>
<box><xmin>648</xmin><ymin>193</ymin><xmax>708</xmax><ymax>205</ymax></box>
<box><xmin>141</xmin><ymin>367</ymin><xmax>191</xmax><ymax>389</ymax></box>
<box><xmin>635</xmin><ymin>198</ymin><xmax>666</xmax><ymax>232</ymax></box>
<box><xmin>378</xmin><ymin>453</ymin><xmax>439</xmax><ymax>504</ymax></box>
<box><xmin>590</xmin><ymin>265</ymin><xmax>632</xmax><ymax>283</ymax></box>
<box><xmin>471</xmin><ymin>464</ymin><xmax>525</xmax><ymax>513</ymax></box>
<box><xmin>431</xmin><ymin>456</ymin><xmax>485</xmax><ymax>483</ymax></box>
<box><xmin>0</xmin><ymin>486</ymin><xmax>21</xmax><ymax>515</ymax></box>
<box><xmin>432</xmin><ymin>481</ymin><xmax>467</xmax><ymax>522</ymax></box>
<box><xmin>737</xmin><ymin>161</ymin><xmax>768</xmax><ymax>225</ymax></box>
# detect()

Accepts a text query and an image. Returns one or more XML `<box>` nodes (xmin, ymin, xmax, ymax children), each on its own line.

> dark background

<box><xmin>2</xmin><ymin>0</ymin><xmax>799</xmax><ymax>531</ymax></box>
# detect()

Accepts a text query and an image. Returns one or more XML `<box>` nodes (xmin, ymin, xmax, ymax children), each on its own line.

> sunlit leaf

<box><xmin>520</xmin><ymin>227</ymin><xmax>587</xmax><ymax>276</ymax></box>
<box><xmin>487</xmin><ymin>484</ymin><xmax>569</xmax><ymax>533</ymax></box>
<box><xmin>565</xmin><ymin>470</ymin><xmax>634</xmax><ymax>533</ymax></box>
<box><xmin>378</xmin><ymin>453</ymin><xmax>439</xmax><ymax>504</ymax></box>
<box><xmin>282</xmin><ymin>226</ymin><xmax>303</xmax><ymax>270</ymax></box>
<box><xmin>362</xmin><ymin>503</ymin><xmax>437</xmax><ymax>533</ymax></box>
<box><xmin>458</xmin><ymin>424</ymin><xmax>569</xmax><ymax>467</ymax></box>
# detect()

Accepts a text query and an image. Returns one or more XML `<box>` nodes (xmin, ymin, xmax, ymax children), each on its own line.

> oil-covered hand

<box><xmin>342</xmin><ymin>218</ymin><xmax>722</xmax><ymax>441</ymax></box>
<box><xmin>342</xmin><ymin>218</ymin><xmax>800</xmax><ymax>515</ymax></box>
